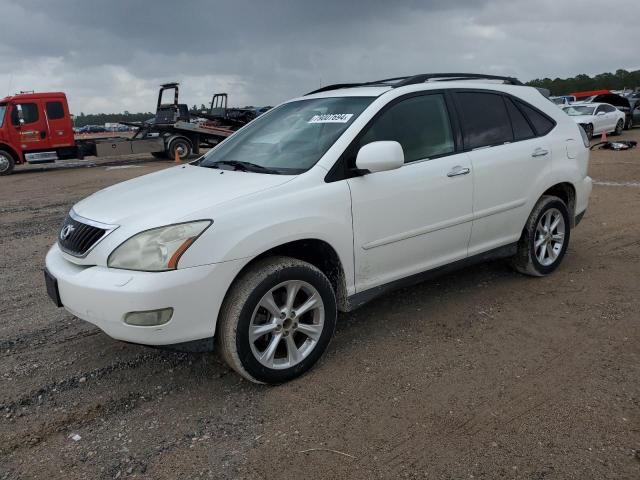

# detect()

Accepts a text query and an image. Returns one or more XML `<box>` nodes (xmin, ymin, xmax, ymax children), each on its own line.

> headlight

<box><xmin>108</xmin><ymin>220</ymin><xmax>211</xmax><ymax>271</ymax></box>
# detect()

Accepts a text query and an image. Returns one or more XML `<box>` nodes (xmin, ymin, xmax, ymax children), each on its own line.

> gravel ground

<box><xmin>1</xmin><ymin>131</ymin><xmax>639</xmax><ymax>479</ymax></box>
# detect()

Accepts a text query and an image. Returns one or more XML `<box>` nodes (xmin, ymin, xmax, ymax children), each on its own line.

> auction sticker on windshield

<box><xmin>308</xmin><ymin>113</ymin><xmax>354</xmax><ymax>123</ymax></box>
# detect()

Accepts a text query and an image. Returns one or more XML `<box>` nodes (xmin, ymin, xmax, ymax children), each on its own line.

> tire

<box><xmin>583</xmin><ymin>123</ymin><xmax>593</xmax><ymax>139</ymax></box>
<box><xmin>217</xmin><ymin>256</ymin><xmax>337</xmax><ymax>384</ymax></box>
<box><xmin>167</xmin><ymin>138</ymin><xmax>192</xmax><ymax>161</ymax></box>
<box><xmin>614</xmin><ymin>119</ymin><xmax>624</xmax><ymax>135</ymax></box>
<box><xmin>625</xmin><ymin>116</ymin><xmax>633</xmax><ymax>130</ymax></box>
<box><xmin>512</xmin><ymin>195</ymin><xmax>571</xmax><ymax>277</ymax></box>
<box><xmin>0</xmin><ymin>149</ymin><xmax>16</xmax><ymax>176</ymax></box>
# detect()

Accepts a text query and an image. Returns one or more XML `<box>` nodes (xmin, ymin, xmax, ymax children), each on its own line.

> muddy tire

<box><xmin>217</xmin><ymin>256</ymin><xmax>337</xmax><ymax>384</ymax></box>
<box><xmin>0</xmin><ymin>149</ymin><xmax>16</xmax><ymax>176</ymax></box>
<box><xmin>512</xmin><ymin>195</ymin><xmax>571</xmax><ymax>277</ymax></box>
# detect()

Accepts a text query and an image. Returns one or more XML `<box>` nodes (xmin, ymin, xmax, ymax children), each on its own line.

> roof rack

<box><xmin>305</xmin><ymin>73</ymin><xmax>523</xmax><ymax>95</ymax></box>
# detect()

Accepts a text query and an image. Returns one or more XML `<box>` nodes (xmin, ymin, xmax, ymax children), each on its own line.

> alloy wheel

<box><xmin>0</xmin><ymin>153</ymin><xmax>10</xmax><ymax>173</ymax></box>
<box><xmin>534</xmin><ymin>208</ymin><xmax>566</xmax><ymax>266</ymax></box>
<box><xmin>249</xmin><ymin>280</ymin><xmax>325</xmax><ymax>370</ymax></box>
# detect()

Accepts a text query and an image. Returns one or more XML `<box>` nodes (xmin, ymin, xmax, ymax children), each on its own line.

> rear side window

<box><xmin>505</xmin><ymin>98</ymin><xmax>535</xmax><ymax>141</ymax></box>
<box><xmin>46</xmin><ymin>101</ymin><xmax>65</xmax><ymax>120</ymax></box>
<box><xmin>11</xmin><ymin>103</ymin><xmax>39</xmax><ymax>125</ymax></box>
<box><xmin>456</xmin><ymin>92</ymin><xmax>512</xmax><ymax>149</ymax></box>
<box><xmin>514</xmin><ymin>100</ymin><xmax>555</xmax><ymax>136</ymax></box>
<box><xmin>358</xmin><ymin>94</ymin><xmax>454</xmax><ymax>163</ymax></box>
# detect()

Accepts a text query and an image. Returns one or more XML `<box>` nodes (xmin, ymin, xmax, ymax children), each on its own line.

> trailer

<box><xmin>0</xmin><ymin>83</ymin><xmax>236</xmax><ymax>175</ymax></box>
<box><xmin>195</xmin><ymin>92</ymin><xmax>271</xmax><ymax>129</ymax></box>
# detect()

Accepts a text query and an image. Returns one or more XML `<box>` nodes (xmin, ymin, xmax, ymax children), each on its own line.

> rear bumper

<box><xmin>45</xmin><ymin>244</ymin><xmax>247</xmax><ymax>346</ymax></box>
<box><xmin>575</xmin><ymin>176</ymin><xmax>592</xmax><ymax>221</ymax></box>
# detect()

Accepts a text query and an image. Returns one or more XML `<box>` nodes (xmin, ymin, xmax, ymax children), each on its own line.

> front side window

<box><xmin>0</xmin><ymin>104</ymin><xmax>6</xmax><ymax>128</ymax></box>
<box><xmin>456</xmin><ymin>92</ymin><xmax>512</xmax><ymax>149</ymax></box>
<box><xmin>11</xmin><ymin>103</ymin><xmax>39</xmax><ymax>125</ymax></box>
<box><xmin>199</xmin><ymin>96</ymin><xmax>374</xmax><ymax>174</ymax></box>
<box><xmin>357</xmin><ymin>94</ymin><xmax>454</xmax><ymax>163</ymax></box>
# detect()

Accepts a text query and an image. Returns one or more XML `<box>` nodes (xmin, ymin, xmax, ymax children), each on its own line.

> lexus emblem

<box><xmin>60</xmin><ymin>224</ymin><xmax>76</xmax><ymax>241</ymax></box>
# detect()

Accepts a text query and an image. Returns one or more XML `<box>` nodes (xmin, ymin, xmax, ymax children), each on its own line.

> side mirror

<box><xmin>596</xmin><ymin>111</ymin><xmax>605</xmax><ymax>116</ymax></box>
<box><xmin>355</xmin><ymin>141</ymin><xmax>404</xmax><ymax>174</ymax></box>
<box><xmin>15</xmin><ymin>104</ymin><xmax>25</xmax><ymax>125</ymax></box>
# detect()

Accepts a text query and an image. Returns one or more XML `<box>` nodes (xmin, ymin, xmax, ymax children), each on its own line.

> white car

<box><xmin>562</xmin><ymin>102</ymin><xmax>626</xmax><ymax>139</ymax></box>
<box><xmin>45</xmin><ymin>73</ymin><xmax>592</xmax><ymax>384</ymax></box>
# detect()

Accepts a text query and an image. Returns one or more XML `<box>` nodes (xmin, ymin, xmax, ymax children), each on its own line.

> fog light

<box><xmin>124</xmin><ymin>308</ymin><xmax>173</xmax><ymax>326</ymax></box>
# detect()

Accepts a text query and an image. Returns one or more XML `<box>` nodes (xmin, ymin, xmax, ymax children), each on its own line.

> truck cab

<box><xmin>0</xmin><ymin>92</ymin><xmax>76</xmax><ymax>175</ymax></box>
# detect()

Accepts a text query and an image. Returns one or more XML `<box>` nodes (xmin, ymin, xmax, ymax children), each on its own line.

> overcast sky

<box><xmin>1</xmin><ymin>0</ymin><xmax>638</xmax><ymax>114</ymax></box>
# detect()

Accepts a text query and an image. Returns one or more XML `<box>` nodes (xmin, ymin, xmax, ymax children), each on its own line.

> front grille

<box><xmin>58</xmin><ymin>214</ymin><xmax>107</xmax><ymax>257</ymax></box>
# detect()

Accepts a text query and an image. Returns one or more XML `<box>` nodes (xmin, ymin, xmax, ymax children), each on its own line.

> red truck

<box><xmin>0</xmin><ymin>84</ymin><xmax>238</xmax><ymax>175</ymax></box>
<box><xmin>0</xmin><ymin>92</ymin><xmax>78</xmax><ymax>174</ymax></box>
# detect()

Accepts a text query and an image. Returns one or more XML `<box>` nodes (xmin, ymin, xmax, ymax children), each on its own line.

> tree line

<box><xmin>526</xmin><ymin>69</ymin><xmax>640</xmax><ymax>96</ymax></box>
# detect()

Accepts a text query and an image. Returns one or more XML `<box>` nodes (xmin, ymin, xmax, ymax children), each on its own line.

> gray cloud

<box><xmin>1</xmin><ymin>0</ymin><xmax>637</xmax><ymax>113</ymax></box>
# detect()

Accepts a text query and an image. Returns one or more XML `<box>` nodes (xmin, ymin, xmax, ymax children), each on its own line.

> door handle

<box><xmin>531</xmin><ymin>148</ymin><xmax>549</xmax><ymax>157</ymax></box>
<box><xmin>447</xmin><ymin>166</ymin><xmax>470</xmax><ymax>177</ymax></box>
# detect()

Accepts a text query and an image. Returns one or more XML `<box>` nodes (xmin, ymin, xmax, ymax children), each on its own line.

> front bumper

<box><xmin>45</xmin><ymin>244</ymin><xmax>247</xmax><ymax>345</ymax></box>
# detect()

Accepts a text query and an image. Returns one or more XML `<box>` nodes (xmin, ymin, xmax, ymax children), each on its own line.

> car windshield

<box><xmin>563</xmin><ymin>106</ymin><xmax>595</xmax><ymax>116</ymax></box>
<box><xmin>0</xmin><ymin>104</ymin><xmax>6</xmax><ymax>128</ymax></box>
<box><xmin>198</xmin><ymin>96</ymin><xmax>375</xmax><ymax>174</ymax></box>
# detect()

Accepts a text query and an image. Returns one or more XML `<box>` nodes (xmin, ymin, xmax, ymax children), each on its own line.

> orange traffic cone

<box><xmin>174</xmin><ymin>148</ymin><xmax>181</xmax><ymax>163</ymax></box>
<box><xmin>600</xmin><ymin>130</ymin><xmax>607</xmax><ymax>142</ymax></box>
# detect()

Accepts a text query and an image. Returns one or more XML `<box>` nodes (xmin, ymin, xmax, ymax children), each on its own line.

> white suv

<box><xmin>45</xmin><ymin>73</ymin><xmax>592</xmax><ymax>384</ymax></box>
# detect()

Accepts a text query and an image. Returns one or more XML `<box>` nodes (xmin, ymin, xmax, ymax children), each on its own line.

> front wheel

<box><xmin>512</xmin><ymin>195</ymin><xmax>571</xmax><ymax>277</ymax></box>
<box><xmin>217</xmin><ymin>256</ymin><xmax>337</xmax><ymax>384</ymax></box>
<box><xmin>0</xmin><ymin>149</ymin><xmax>16</xmax><ymax>176</ymax></box>
<box><xmin>614</xmin><ymin>119</ymin><xmax>624</xmax><ymax>135</ymax></box>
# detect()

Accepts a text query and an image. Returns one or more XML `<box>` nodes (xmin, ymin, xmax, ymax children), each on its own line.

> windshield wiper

<box><xmin>203</xmin><ymin>160</ymin><xmax>281</xmax><ymax>174</ymax></box>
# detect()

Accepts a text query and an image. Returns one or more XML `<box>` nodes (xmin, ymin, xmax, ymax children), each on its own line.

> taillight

<box><xmin>578</xmin><ymin>125</ymin><xmax>590</xmax><ymax>148</ymax></box>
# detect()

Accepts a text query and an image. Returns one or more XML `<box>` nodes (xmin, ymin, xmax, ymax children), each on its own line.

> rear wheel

<box><xmin>168</xmin><ymin>138</ymin><xmax>192</xmax><ymax>161</ymax></box>
<box><xmin>625</xmin><ymin>116</ymin><xmax>633</xmax><ymax>130</ymax></box>
<box><xmin>217</xmin><ymin>256</ymin><xmax>337</xmax><ymax>384</ymax></box>
<box><xmin>512</xmin><ymin>195</ymin><xmax>571</xmax><ymax>277</ymax></box>
<box><xmin>0</xmin><ymin>149</ymin><xmax>16</xmax><ymax>176</ymax></box>
<box><xmin>614</xmin><ymin>119</ymin><xmax>624</xmax><ymax>135</ymax></box>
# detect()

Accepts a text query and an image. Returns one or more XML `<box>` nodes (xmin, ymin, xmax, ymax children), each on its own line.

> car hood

<box><xmin>73</xmin><ymin>164</ymin><xmax>294</xmax><ymax>225</ymax></box>
<box><xmin>567</xmin><ymin>115</ymin><xmax>594</xmax><ymax>123</ymax></box>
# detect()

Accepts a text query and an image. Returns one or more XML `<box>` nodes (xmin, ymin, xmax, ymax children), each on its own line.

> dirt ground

<box><xmin>1</xmin><ymin>130</ymin><xmax>639</xmax><ymax>480</ymax></box>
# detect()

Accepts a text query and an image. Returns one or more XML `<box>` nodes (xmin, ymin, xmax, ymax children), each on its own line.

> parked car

<box><xmin>77</xmin><ymin>124</ymin><xmax>107</xmax><ymax>134</ymax></box>
<box><xmin>562</xmin><ymin>103</ymin><xmax>626</xmax><ymax>138</ymax></box>
<box><xmin>582</xmin><ymin>93</ymin><xmax>633</xmax><ymax>130</ymax></box>
<box><xmin>45</xmin><ymin>73</ymin><xmax>592</xmax><ymax>384</ymax></box>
